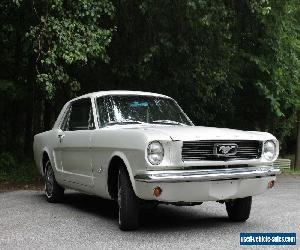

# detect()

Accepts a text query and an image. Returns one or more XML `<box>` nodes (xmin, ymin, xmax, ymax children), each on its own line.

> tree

<box><xmin>296</xmin><ymin>111</ymin><xmax>300</xmax><ymax>169</ymax></box>
<box><xmin>0</xmin><ymin>0</ymin><xmax>299</xmax><ymax>163</ymax></box>
<box><xmin>0</xmin><ymin>0</ymin><xmax>115</xmax><ymax>154</ymax></box>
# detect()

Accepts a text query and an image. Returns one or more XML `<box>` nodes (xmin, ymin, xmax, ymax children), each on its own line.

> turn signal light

<box><xmin>268</xmin><ymin>180</ymin><xmax>275</xmax><ymax>189</ymax></box>
<box><xmin>153</xmin><ymin>186</ymin><xmax>162</xmax><ymax>197</ymax></box>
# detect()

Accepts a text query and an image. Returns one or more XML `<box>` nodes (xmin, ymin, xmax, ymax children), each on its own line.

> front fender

<box><xmin>108</xmin><ymin>151</ymin><xmax>138</xmax><ymax>195</ymax></box>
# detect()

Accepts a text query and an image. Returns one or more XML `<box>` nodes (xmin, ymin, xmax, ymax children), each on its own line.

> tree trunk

<box><xmin>23</xmin><ymin>55</ymin><xmax>36</xmax><ymax>155</ymax></box>
<box><xmin>295</xmin><ymin>110</ymin><xmax>300</xmax><ymax>170</ymax></box>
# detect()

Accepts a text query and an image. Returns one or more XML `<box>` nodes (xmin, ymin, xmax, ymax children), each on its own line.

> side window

<box><xmin>96</xmin><ymin>96</ymin><xmax>112</xmax><ymax>127</ymax></box>
<box><xmin>67</xmin><ymin>99</ymin><xmax>95</xmax><ymax>131</ymax></box>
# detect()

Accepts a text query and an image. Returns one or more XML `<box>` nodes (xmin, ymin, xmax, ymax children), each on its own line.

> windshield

<box><xmin>96</xmin><ymin>95</ymin><xmax>193</xmax><ymax>127</ymax></box>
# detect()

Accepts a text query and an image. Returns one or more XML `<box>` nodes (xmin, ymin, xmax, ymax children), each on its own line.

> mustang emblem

<box><xmin>214</xmin><ymin>144</ymin><xmax>238</xmax><ymax>156</ymax></box>
<box><xmin>220</xmin><ymin>146</ymin><xmax>235</xmax><ymax>154</ymax></box>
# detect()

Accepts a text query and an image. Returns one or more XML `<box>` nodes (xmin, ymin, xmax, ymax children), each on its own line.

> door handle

<box><xmin>58</xmin><ymin>134</ymin><xmax>65</xmax><ymax>143</ymax></box>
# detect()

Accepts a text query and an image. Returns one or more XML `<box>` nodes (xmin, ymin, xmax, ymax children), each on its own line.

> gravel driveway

<box><xmin>0</xmin><ymin>175</ymin><xmax>299</xmax><ymax>250</ymax></box>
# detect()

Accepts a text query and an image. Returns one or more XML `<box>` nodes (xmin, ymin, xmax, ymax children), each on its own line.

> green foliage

<box><xmin>108</xmin><ymin>0</ymin><xmax>300</xmax><ymax>147</ymax></box>
<box><xmin>0</xmin><ymin>152</ymin><xmax>39</xmax><ymax>182</ymax></box>
<box><xmin>0</xmin><ymin>152</ymin><xmax>17</xmax><ymax>170</ymax></box>
<box><xmin>26</xmin><ymin>0</ymin><xmax>114</xmax><ymax>99</ymax></box>
<box><xmin>231</xmin><ymin>0</ymin><xmax>300</xmax><ymax>144</ymax></box>
<box><xmin>0</xmin><ymin>0</ymin><xmax>300</xmax><ymax>166</ymax></box>
<box><xmin>110</xmin><ymin>0</ymin><xmax>241</xmax><ymax>125</ymax></box>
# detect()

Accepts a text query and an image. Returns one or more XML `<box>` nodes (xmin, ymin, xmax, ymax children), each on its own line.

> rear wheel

<box><xmin>226</xmin><ymin>196</ymin><xmax>252</xmax><ymax>222</ymax></box>
<box><xmin>45</xmin><ymin>160</ymin><xmax>64</xmax><ymax>203</ymax></box>
<box><xmin>118</xmin><ymin>166</ymin><xmax>140</xmax><ymax>231</ymax></box>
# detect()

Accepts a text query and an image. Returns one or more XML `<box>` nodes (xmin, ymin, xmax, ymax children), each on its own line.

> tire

<box><xmin>226</xmin><ymin>196</ymin><xmax>252</xmax><ymax>222</ymax></box>
<box><xmin>142</xmin><ymin>201</ymin><xmax>159</xmax><ymax>210</ymax></box>
<box><xmin>118</xmin><ymin>166</ymin><xmax>140</xmax><ymax>231</ymax></box>
<box><xmin>44</xmin><ymin>160</ymin><xmax>64</xmax><ymax>203</ymax></box>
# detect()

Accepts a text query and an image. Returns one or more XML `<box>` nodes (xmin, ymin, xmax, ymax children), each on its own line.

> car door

<box><xmin>57</xmin><ymin>98</ymin><xmax>95</xmax><ymax>187</ymax></box>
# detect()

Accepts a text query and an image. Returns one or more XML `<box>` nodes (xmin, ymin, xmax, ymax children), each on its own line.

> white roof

<box><xmin>69</xmin><ymin>90</ymin><xmax>172</xmax><ymax>102</ymax></box>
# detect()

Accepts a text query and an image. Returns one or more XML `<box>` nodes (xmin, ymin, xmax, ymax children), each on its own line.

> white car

<box><xmin>33</xmin><ymin>90</ymin><xmax>280</xmax><ymax>230</ymax></box>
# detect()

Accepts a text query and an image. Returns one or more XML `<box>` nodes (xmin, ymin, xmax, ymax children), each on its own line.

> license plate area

<box><xmin>209</xmin><ymin>179</ymin><xmax>239</xmax><ymax>200</ymax></box>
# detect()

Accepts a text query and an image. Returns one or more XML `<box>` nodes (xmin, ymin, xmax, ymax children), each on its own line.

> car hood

<box><xmin>139</xmin><ymin>125</ymin><xmax>275</xmax><ymax>141</ymax></box>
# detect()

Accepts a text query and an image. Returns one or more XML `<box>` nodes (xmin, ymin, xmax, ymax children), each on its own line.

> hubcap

<box><xmin>45</xmin><ymin>163</ymin><xmax>54</xmax><ymax>198</ymax></box>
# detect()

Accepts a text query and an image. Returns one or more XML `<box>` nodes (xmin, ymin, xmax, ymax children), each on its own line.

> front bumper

<box><xmin>135</xmin><ymin>166</ymin><xmax>280</xmax><ymax>183</ymax></box>
<box><xmin>134</xmin><ymin>166</ymin><xmax>280</xmax><ymax>202</ymax></box>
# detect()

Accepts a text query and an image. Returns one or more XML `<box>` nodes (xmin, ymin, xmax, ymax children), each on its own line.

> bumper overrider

<box><xmin>134</xmin><ymin>166</ymin><xmax>280</xmax><ymax>202</ymax></box>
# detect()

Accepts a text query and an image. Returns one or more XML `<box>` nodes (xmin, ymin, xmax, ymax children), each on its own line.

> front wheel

<box><xmin>118</xmin><ymin>167</ymin><xmax>140</xmax><ymax>231</ymax></box>
<box><xmin>225</xmin><ymin>196</ymin><xmax>252</xmax><ymax>222</ymax></box>
<box><xmin>45</xmin><ymin>160</ymin><xmax>64</xmax><ymax>203</ymax></box>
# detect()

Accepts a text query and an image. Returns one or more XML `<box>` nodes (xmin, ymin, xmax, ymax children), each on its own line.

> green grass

<box><xmin>280</xmin><ymin>154</ymin><xmax>300</xmax><ymax>173</ymax></box>
<box><xmin>282</xmin><ymin>154</ymin><xmax>296</xmax><ymax>167</ymax></box>
<box><xmin>0</xmin><ymin>158</ymin><xmax>40</xmax><ymax>183</ymax></box>
<box><xmin>281</xmin><ymin>168</ymin><xmax>300</xmax><ymax>174</ymax></box>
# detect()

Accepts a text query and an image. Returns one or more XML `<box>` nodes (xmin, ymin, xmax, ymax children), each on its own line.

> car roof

<box><xmin>69</xmin><ymin>90</ymin><xmax>172</xmax><ymax>102</ymax></box>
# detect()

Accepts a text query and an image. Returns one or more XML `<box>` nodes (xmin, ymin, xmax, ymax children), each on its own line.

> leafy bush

<box><xmin>0</xmin><ymin>152</ymin><xmax>39</xmax><ymax>182</ymax></box>
<box><xmin>0</xmin><ymin>152</ymin><xmax>17</xmax><ymax>171</ymax></box>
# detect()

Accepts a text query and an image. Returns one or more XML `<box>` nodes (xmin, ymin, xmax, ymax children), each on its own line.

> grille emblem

<box><xmin>214</xmin><ymin>143</ymin><xmax>238</xmax><ymax>157</ymax></box>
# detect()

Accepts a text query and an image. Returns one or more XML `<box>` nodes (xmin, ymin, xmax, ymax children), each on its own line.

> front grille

<box><xmin>182</xmin><ymin>140</ymin><xmax>262</xmax><ymax>161</ymax></box>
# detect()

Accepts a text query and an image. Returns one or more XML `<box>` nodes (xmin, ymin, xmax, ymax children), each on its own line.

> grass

<box><xmin>281</xmin><ymin>168</ymin><xmax>300</xmax><ymax>174</ymax></box>
<box><xmin>0</xmin><ymin>159</ymin><xmax>40</xmax><ymax>183</ymax></box>
<box><xmin>0</xmin><ymin>157</ymin><xmax>42</xmax><ymax>191</ymax></box>
<box><xmin>282</xmin><ymin>154</ymin><xmax>296</xmax><ymax>167</ymax></box>
<box><xmin>280</xmin><ymin>154</ymin><xmax>300</xmax><ymax>174</ymax></box>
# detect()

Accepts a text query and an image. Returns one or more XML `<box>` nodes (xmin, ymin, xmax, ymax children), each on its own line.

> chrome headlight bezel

<box><xmin>263</xmin><ymin>140</ymin><xmax>276</xmax><ymax>161</ymax></box>
<box><xmin>147</xmin><ymin>141</ymin><xmax>164</xmax><ymax>165</ymax></box>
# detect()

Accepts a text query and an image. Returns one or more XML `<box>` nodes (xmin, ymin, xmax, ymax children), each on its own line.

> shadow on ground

<box><xmin>35</xmin><ymin>191</ymin><xmax>235</xmax><ymax>231</ymax></box>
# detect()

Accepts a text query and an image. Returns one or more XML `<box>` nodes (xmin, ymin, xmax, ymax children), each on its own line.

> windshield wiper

<box><xmin>106</xmin><ymin>120</ymin><xmax>144</xmax><ymax>126</ymax></box>
<box><xmin>152</xmin><ymin>120</ymin><xmax>185</xmax><ymax>125</ymax></box>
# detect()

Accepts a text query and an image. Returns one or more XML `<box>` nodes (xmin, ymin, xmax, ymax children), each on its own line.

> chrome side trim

<box><xmin>134</xmin><ymin>167</ymin><xmax>280</xmax><ymax>183</ymax></box>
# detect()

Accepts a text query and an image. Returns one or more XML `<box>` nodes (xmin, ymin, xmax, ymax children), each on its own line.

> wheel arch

<box><xmin>107</xmin><ymin>152</ymin><xmax>137</xmax><ymax>200</ymax></box>
<box><xmin>41</xmin><ymin>147</ymin><xmax>52</xmax><ymax>175</ymax></box>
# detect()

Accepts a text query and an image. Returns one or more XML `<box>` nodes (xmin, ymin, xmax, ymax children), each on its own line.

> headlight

<box><xmin>147</xmin><ymin>141</ymin><xmax>164</xmax><ymax>165</ymax></box>
<box><xmin>263</xmin><ymin>140</ymin><xmax>276</xmax><ymax>161</ymax></box>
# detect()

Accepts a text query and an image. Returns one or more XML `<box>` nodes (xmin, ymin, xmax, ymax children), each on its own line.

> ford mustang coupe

<box><xmin>33</xmin><ymin>90</ymin><xmax>280</xmax><ymax>230</ymax></box>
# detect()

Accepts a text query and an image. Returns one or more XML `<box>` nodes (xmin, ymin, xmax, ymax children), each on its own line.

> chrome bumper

<box><xmin>134</xmin><ymin>167</ymin><xmax>281</xmax><ymax>183</ymax></box>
